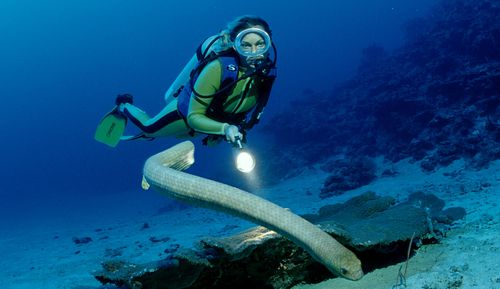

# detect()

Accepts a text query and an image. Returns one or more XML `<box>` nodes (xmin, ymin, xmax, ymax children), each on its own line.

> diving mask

<box><xmin>233</xmin><ymin>27</ymin><xmax>271</xmax><ymax>61</ymax></box>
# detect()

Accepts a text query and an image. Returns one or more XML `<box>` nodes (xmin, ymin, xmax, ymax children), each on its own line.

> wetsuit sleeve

<box><xmin>186</xmin><ymin>60</ymin><xmax>228</xmax><ymax>135</ymax></box>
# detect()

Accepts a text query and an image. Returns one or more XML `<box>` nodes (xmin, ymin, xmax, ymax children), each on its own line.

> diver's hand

<box><xmin>223</xmin><ymin>124</ymin><xmax>243</xmax><ymax>143</ymax></box>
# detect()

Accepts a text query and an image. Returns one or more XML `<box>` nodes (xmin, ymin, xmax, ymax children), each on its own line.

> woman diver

<box><xmin>95</xmin><ymin>15</ymin><xmax>277</xmax><ymax>147</ymax></box>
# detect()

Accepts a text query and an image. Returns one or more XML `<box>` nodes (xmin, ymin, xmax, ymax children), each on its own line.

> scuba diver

<box><xmin>95</xmin><ymin>15</ymin><xmax>277</xmax><ymax>148</ymax></box>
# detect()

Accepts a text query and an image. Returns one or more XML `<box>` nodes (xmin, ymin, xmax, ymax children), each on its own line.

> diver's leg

<box><xmin>120</xmin><ymin>101</ymin><xmax>189</xmax><ymax>137</ymax></box>
<box><xmin>120</xmin><ymin>103</ymin><xmax>151</xmax><ymax>125</ymax></box>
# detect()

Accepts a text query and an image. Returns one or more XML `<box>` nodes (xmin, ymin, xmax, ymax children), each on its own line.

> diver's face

<box><xmin>239</xmin><ymin>33</ymin><xmax>266</xmax><ymax>55</ymax></box>
<box><xmin>234</xmin><ymin>26</ymin><xmax>270</xmax><ymax>68</ymax></box>
<box><xmin>238</xmin><ymin>33</ymin><xmax>267</xmax><ymax>68</ymax></box>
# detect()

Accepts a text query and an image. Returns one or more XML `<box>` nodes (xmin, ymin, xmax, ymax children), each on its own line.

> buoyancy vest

<box><xmin>175</xmin><ymin>39</ymin><xmax>277</xmax><ymax>133</ymax></box>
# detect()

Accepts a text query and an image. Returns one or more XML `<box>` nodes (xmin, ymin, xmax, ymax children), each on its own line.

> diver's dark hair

<box><xmin>215</xmin><ymin>15</ymin><xmax>272</xmax><ymax>51</ymax></box>
<box><xmin>227</xmin><ymin>15</ymin><xmax>272</xmax><ymax>40</ymax></box>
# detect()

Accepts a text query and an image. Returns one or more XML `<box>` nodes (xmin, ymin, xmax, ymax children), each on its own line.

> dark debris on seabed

<box><xmin>71</xmin><ymin>284</ymin><xmax>130</xmax><ymax>289</ymax></box>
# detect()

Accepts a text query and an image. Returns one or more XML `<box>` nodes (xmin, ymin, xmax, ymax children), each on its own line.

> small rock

<box><xmin>149</xmin><ymin>236</ymin><xmax>170</xmax><ymax>243</ymax></box>
<box><xmin>72</xmin><ymin>237</ymin><xmax>92</xmax><ymax>245</ymax></box>
<box><xmin>164</xmin><ymin>244</ymin><xmax>180</xmax><ymax>254</ymax></box>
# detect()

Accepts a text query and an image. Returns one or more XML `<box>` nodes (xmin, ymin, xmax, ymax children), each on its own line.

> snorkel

<box><xmin>233</xmin><ymin>27</ymin><xmax>272</xmax><ymax>68</ymax></box>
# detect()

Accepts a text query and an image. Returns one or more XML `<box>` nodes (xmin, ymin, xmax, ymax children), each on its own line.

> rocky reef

<box><xmin>261</xmin><ymin>0</ymin><xmax>500</xmax><ymax>183</ymax></box>
<box><xmin>319</xmin><ymin>157</ymin><xmax>377</xmax><ymax>198</ymax></box>
<box><xmin>93</xmin><ymin>192</ymin><xmax>464</xmax><ymax>289</ymax></box>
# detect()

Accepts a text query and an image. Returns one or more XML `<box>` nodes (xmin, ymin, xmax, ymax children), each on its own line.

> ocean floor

<box><xmin>1</xmin><ymin>157</ymin><xmax>499</xmax><ymax>289</ymax></box>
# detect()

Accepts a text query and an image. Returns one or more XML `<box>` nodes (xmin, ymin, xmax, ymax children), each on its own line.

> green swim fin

<box><xmin>94</xmin><ymin>107</ymin><xmax>127</xmax><ymax>147</ymax></box>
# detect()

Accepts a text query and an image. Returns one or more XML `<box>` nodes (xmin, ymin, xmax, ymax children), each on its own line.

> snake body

<box><xmin>143</xmin><ymin>141</ymin><xmax>363</xmax><ymax>280</ymax></box>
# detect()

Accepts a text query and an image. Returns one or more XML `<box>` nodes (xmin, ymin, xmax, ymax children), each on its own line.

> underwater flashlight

<box><xmin>234</xmin><ymin>137</ymin><xmax>256</xmax><ymax>173</ymax></box>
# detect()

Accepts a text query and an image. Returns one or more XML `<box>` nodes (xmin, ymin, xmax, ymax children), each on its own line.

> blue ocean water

<box><xmin>0</xmin><ymin>0</ymin><xmax>438</xmax><ymax>229</ymax></box>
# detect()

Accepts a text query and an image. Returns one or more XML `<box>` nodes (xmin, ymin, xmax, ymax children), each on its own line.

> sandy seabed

<box><xmin>1</xmin><ymin>158</ymin><xmax>499</xmax><ymax>289</ymax></box>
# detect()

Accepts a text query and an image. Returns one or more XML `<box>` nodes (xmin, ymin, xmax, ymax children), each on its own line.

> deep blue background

<box><xmin>0</xmin><ymin>0</ymin><xmax>437</xmax><ymax>224</ymax></box>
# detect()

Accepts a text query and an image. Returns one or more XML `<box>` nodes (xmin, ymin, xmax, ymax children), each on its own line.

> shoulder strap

<box><xmin>205</xmin><ymin>55</ymin><xmax>240</xmax><ymax>118</ymax></box>
<box><xmin>219</xmin><ymin>55</ymin><xmax>239</xmax><ymax>89</ymax></box>
<box><xmin>242</xmin><ymin>66</ymin><xmax>277</xmax><ymax>130</ymax></box>
<box><xmin>177</xmin><ymin>53</ymin><xmax>240</xmax><ymax>120</ymax></box>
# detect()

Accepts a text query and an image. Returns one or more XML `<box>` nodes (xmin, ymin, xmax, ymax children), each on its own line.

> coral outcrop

<box><xmin>319</xmin><ymin>157</ymin><xmax>377</xmax><ymax>198</ymax></box>
<box><xmin>261</xmin><ymin>0</ymin><xmax>500</xmax><ymax>182</ymax></box>
<box><xmin>93</xmin><ymin>192</ymin><xmax>464</xmax><ymax>289</ymax></box>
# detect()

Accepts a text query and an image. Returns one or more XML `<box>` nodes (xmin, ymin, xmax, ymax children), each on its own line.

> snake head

<box><xmin>323</xmin><ymin>250</ymin><xmax>364</xmax><ymax>281</ymax></box>
<box><xmin>336</xmin><ymin>257</ymin><xmax>364</xmax><ymax>281</ymax></box>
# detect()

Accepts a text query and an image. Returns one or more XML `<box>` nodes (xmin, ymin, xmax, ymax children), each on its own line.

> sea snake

<box><xmin>142</xmin><ymin>141</ymin><xmax>363</xmax><ymax>280</ymax></box>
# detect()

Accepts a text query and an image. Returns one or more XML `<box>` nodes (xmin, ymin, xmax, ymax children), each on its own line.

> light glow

<box><xmin>236</xmin><ymin>151</ymin><xmax>255</xmax><ymax>173</ymax></box>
